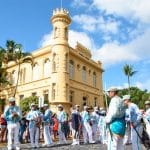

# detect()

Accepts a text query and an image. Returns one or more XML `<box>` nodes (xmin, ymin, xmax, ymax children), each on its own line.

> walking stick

<box><xmin>103</xmin><ymin>85</ymin><xmax>113</xmax><ymax>141</ymax></box>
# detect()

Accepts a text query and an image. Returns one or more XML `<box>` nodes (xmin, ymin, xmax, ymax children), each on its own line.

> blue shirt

<box><xmin>4</xmin><ymin>105</ymin><xmax>22</xmax><ymax>124</ymax></box>
<box><xmin>128</xmin><ymin>103</ymin><xmax>142</xmax><ymax>126</ymax></box>
<box><xmin>43</xmin><ymin>109</ymin><xmax>52</xmax><ymax>123</ymax></box>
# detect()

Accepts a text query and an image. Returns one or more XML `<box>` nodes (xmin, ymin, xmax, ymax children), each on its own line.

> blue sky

<box><xmin>0</xmin><ymin>0</ymin><xmax>150</xmax><ymax>91</ymax></box>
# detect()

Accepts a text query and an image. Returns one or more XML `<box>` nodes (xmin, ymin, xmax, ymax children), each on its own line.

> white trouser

<box><xmin>99</xmin><ymin>124</ymin><xmax>107</xmax><ymax>144</ymax></box>
<box><xmin>107</xmin><ymin>133</ymin><xmax>124</xmax><ymax>150</ymax></box>
<box><xmin>58</xmin><ymin>123</ymin><xmax>66</xmax><ymax>144</ymax></box>
<box><xmin>29</xmin><ymin>126</ymin><xmax>39</xmax><ymax>147</ymax></box>
<box><xmin>7</xmin><ymin>123</ymin><xmax>20</xmax><ymax>150</ymax></box>
<box><xmin>92</xmin><ymin>124</ymin><xmax>98</xmax><ymax>141</ymax></box>
<box><xmin>72</xmin><ymin>128</ymin><xmax>79</xmax><ymax>144</ymax></box>
<box><xmin>146</xmin><ymin>123</ymin><xmax>150</xmax><ymax>139</ymax></box>
<box><xmin>83</xmin><ymin>122</ymin><xmax>93</xmax><ymax>143</ymax></box>
<box><xmin>43</xmin><ymin>125</ymin><xmax>53</xmax><ymax>145</ymax></box>
<box><xmin>123</xmin><ymin>124</ymin><xmax>131</xmax><ymax>144</ymax></box>
<box><xmin>131</xmin><ymin>126</ymin><xmax>142</xmax><ymax>150</ymax></box>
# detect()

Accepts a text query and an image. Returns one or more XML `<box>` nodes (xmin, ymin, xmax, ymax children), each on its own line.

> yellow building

<box><xmin>1</xmin><ymin>8</ymin><xmax>104</xmax><ymax>113</ymax></box>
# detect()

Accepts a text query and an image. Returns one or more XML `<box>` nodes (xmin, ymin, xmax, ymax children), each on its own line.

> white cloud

<box><xmin>72</xmin><ymin>0</ymin><xmax>88</xmax><ymax>7</ymax></box>
<box><xmin>73</xmin><ymin>15</ymin><xmax>98</xmax><ymax>32</ymax></box>
<box><xmin>39</xmin><ymin>30</ymin><xmax>94</xmax><ymax>50</ymax></box>
<box><xmin>92</xmin><ymin>28</ymin><xmax>150</xmax><ymax>67</ymax></box>
<box><xmin>92</xmin><ymin>0</ymin><xmax>150</xmax><ymax>23</ymax></box>
<box><xmin>135</xmin><ymin>80</ymin><xmax>150</xmax><ymax>91</ymax></box>
<box><xmin>39</xmin><ymin>32</ymin><xmax>53</xmax><ymax>47</ymax></box>
<box><xmin>68</xmin><ymin>30</ymin><xmax>94</xmax><ymax>49</ymax></box>
<box><xmin>73</xmin><ymin>14</ymin><xmax>120</xmax><ymax>34</ymax></box>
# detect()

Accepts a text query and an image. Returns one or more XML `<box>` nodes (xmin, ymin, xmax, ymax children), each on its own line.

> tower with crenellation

<box><xmin>50</xmin><ymin>8</ymin><xmax>72</xmax><ymax>111</ymax></box>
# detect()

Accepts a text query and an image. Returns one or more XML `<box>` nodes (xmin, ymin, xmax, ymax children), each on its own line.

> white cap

<box><xmin>84</xmin><ymin>106</ymin><xmax>89</xmax><ymax>110</ymax></box>
<box><xmin>107</xmin><ymin>87</ymin><xmax>118</xmax><ymax>92</ymax></box>
<box><xmin>75</xmin><ymin>104</ymin><xmax>80</xmax><ymax>108</ymax></box>
<box><xmin>43</xmin><ymin>104</ymin><xmax>48</xmax><ymax>107</ymax></box>
<box><xmin>30</xmin><ymin>103</ymin><xmax>36</xmax><ymax>107</ymax></box>
<box><xmin>9</xmin><ymin>97</ymin><xmax>15</xmax><ymax>102</ymax></box>
<box><xmin>58</xmin><ymin>104</ymin><xmax>63</xmax><ymax>108</ymax></box>
<box><xmin>94</xmin><ymin>106</ymin><xmax>98</xmax><ymax>111</ymax></box>
<box><xmin>123</xmin><ymin>95</ymin><xmax>131</xmax><ymax>101</ymax></box>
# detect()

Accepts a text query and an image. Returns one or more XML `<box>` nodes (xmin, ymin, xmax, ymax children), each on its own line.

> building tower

<box><xmin>50</xmin><ymin>8</ymin><xmax>71</xmax><ymax>112</ymax></box>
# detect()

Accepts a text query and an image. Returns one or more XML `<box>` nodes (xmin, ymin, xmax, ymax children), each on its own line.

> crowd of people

<box><xmin>0</xmin><ymin>87</ymin><xmax>150</xmax><ymax>150</ymax></box>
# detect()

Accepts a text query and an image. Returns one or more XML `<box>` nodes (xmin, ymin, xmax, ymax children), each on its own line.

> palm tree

<box><xmin>123</xmin><ymin>64</ymin><xmax>137</xmax><ymax>93</ymax></box>
<box><xmin>1</xmin><ymin>40</ymin><xmax>33</xmax><ymax>97</ymax></box>
<box><xmin>0</xmin><ymin>47</ymin><xmax>9</xmax><ymax>86</ymax></box>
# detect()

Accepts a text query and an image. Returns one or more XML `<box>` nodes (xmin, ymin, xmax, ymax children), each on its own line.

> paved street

<box><xmin>0</xmin><ymin>142</ymin><xmax>147</xmax><ymax>150</ymax></box>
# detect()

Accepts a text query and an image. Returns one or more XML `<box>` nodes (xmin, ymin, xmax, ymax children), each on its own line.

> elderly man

<box><xmin>57</xmin><ymin>104</ymin><xmax>67</xmax><ymax>144</ymax></box>
<box><xmin>4</xmin><ymin>97</ymin><xmax>22</xmax><ymax>150</ymax></box>
<box><xmin>91</xmin><ymin>106</ymin><xmax>100</xmax><ymax>142</ymax></box>
<box><xmin>71</xmin><ymin>105</ymin><xmax>81</xmax><ymax>145</ymax></box>
<box><xmin>143</xmin><ymin>100</ymin><xmax>150</xmax><ymax>139</ymax></box>
<box><xmin>123</xmin><ymin>95</ymin><xmax>142</xmax><ymax>150</ymax></box>
<box><xmin>42</xmin><ymin>103</ymin><xmax>53</xmax><ymax>147</ymax></box>
<box><xmin>106</xmin><ymin>88</ymin><xmax>126</xmax><ymax>150</ymax></box>
<box><xmin>81</xmin><ymin>106</ymin><xmax>95</xmax><ymax>144</ymax></box>
<box><xmin>26</xmin><ymin>103</ymin><xmax>41</xmax><ymax>148</ymax></box>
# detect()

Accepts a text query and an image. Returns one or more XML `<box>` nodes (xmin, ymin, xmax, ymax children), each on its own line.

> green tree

<box><xmin>1</xmin><ymin>40</ymin><xmax>33</xmax><ymax>97</ymax></box>
<box><xmin>20</xmin><ymin>96</ymin><xmax>38</xmax><ymax>112</ymax></box>
<box><xmin>119</xmin><ymin>87</ymin><xmax>150</xmax><ymax>109</ymax></box>
<box><xmin>0</xmin><ymin>47</ymin><xmax>9</xmax><ymax>87</ymax></box>
<box><xmin>123</xmin><ymin>64</ymin><xmax>137</xmax><ymax>93</ymax></box>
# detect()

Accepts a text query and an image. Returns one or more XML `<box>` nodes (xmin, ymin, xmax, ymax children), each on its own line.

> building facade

<box><xmin>0</xmin><ymin>8</ymin><xmax>104</xmax><ymax>113</ymax></box>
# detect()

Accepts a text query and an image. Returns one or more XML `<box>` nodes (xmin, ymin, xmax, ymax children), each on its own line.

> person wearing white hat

<box><xmin>26</xmin><ymin>103</ymin><xmax>41</xmax><ymax>148</ymax></box>
<box><xmin>106</xmin><ymin>88</ymin><xmax>126</xmax><ymax>150</ymax></box>
<box><xmin>81</xmin><ymin>106</ymin><xmax>95</xmax><ymax>144</ymax></box>
<box><xmin>71</xmin><ymin>105</ymin><xmax>81</xmax><ymax>145</ymax></box>
<box><xmin>98</xmin><ymin>109</ymin><xmax>107</xmax><ymax>144</ymax></box>
<box><xmin>4</xmin><ymin>97</ymin><xmax>22</xmax><ymax>150</ymax></box>
<box><xmin>57</xmin><ymin>104</ymin><xmax>67</xmax><ymax>144</ymax></box>
<box><xmin>91</xmin><ymin>106</ymin><xmax>100</xmax><ymax>142</ymax></box>
<box><xmin>42</xmin><ymin>104</ymin><xmax>53</xmax><ymax>147</ymax></box>
<box><xmin>123</xmin><ymin>95</ymin><xmax>142</xmax><ymax>150</ymax></box>
<box><xmin>143</xmin><ymin>100</ymin><xmax>150</xmax><ymax>139</ymax></box>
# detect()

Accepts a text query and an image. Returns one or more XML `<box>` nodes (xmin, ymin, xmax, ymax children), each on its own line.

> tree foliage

<box><xmin>118</xmin><ymin>87</ymin><xmax>150</xmax><ymax>109</ymax></box>
<box><xmin>20</xmin><ymin>96</ymin><xmax>38</xmax><ymax>112</ymax></box>
<box><xmin>123</xmin><ymin>64</ymin><xmax>137</xmax><ymax>93</ymax></box>
<box><xmin>0</xmin><ymin>40</ymin><xmax>33</xmax><ymax>96</ymax></box>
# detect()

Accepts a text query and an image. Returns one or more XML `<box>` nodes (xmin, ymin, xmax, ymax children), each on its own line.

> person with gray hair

<box><xmin>91</xmin><ymin>106</ymin><xmax>100</xmax><ymax>142</ymax></box>
<box><xmin>81</xmin><ymin>106</ymin><xmax>95</xmax><ymax>144</ymax></box>
<box><xmin>106</xmin><ymin>88</ymin><xmax>126</xmax><ymax>150</ymax></box>
<box><xmin>26</xmin><ymin>103</ymin><xmax>41</xmax><ymax>148</ymax></box>
<box><xmin>4</xmin><ymin>97</ymin><xmax>22</xmax><ymax>150</ymax></box>
<box><xmin>42</xmin><ymin>104</ymin><xmax>53</xmax><ymax>147</ymax></box>
<box><xmin>123</xmin><ymin>95</ymin><xmax>142</xmax><ymax>150</ymax></box>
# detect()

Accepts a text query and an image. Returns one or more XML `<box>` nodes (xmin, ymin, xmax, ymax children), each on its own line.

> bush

<box><xmin>20</xmin><ymin>96</ymin><xmax>38</xmax><ymax>112</ymax></box>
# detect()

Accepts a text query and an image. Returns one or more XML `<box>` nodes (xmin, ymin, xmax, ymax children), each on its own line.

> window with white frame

<box><xmin>33</xmin><ymin>63</ymin><xmax>40</xmax><ymax>81</ymax></box>
<box><xmin>82</xmin><ymin>66</ymin><xmax>86</xmax><ymax>82</ymax></box>
<box><xmin>44</xmin><ymin>59</ymin><xmax>50</xmax><ymax>78</ymax></box>
<box><xmin>52</xmin><ymin>83</ymin><xmax>56</xmax><ymax>100</ymax></box>
<box><xmin>52</xmin><ymin>53</ymin><xmax>56</xmax><ymax>72</ymax></box>
<box><xmin>12</xmin><ymin>70</ymin><xmax>17</xmax><ymax>85</ymax></box>
<box><xmin>69</xmin><ymin>91</ymin><xmax>74</xmax><ymax>102</ymax></box>
<box><xmin>69</xmin><ymin>60</ymin><xmax>74</xmax><ymax>79</ymax></box>
<box><xmin>93</xmin><ymin>72</ymin><xmax>96</xmax><ymax>87</ymax></box>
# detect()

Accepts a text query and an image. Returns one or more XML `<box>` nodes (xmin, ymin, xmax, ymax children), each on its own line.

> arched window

<box><xmin>44</xmin><ymin>59</ymin><xmax>50</xmax><ymax>77</ymax></box>
<box><xmin>52</xmin><ymin>53</ymin><xmax>56</xmax><ymax>72</ymax></box>
<box><xmin>69</xmin><ymin>60</ymin><xmax>74</xmax><ymax>79</ymax></box>
<box><xmin>93</xmin><ymin>72</ymin><xmax>96</xmax><ymax>87</ymax></box>
<box><xmin>33</xmin><ymin>63</ymin><xmax>40</xmax><ymax>81</ymax></box>
<box><xmin>82</xmin><ymin>66</ymin><xmax>86</xmax><ymax>82</ymax></box>
<box><xmin>12</xmin><ymin>70</ymin><xmax>17</xmax><ymax>85</ymax></box>
<box><xmin>65</xmin><ymin>53</ymin><xmax>68</xmax><ymax>72</ymax></box>
<box><xmin>52</xmin><ymin>83</ymin><xmax>56</xmax><ymax>100</ymax></box>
